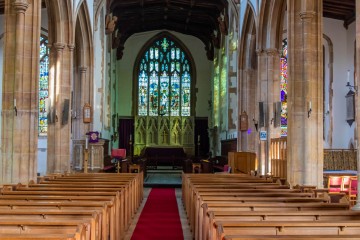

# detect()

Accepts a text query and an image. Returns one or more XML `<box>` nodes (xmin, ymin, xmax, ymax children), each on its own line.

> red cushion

<box><xmin>111</xmin><ymin>149</ymin><xmax>126</xmax><ymax>159</ymax></box>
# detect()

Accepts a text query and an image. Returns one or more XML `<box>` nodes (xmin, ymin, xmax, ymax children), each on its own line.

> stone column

<box><xmin>353</xmin><ymin>0</ymin><xmax>360</xmax><ymax>210</ymax></box>
<box><xmin>256</xmin><ymin>49</ymin><xmax>266</xmax><ymax>175</ymax></box>
<box><xmin>256</xmin><ymin>48</ymin><xmax>281</xmax><ymax>175</ymax></box>
<box><xmin>287</xmin><ymin>0</ymin><xmax>323</xmax><ymax>187</ymax></box>
<box><xmin>47</xmin><ymin>42</ymin><xmax>72</xmax><ymax>174</ymax></box>
<box><xmin>1</xmin><ymin>0</ymin><xmax>41</xmax><ymax>184</ymax></box>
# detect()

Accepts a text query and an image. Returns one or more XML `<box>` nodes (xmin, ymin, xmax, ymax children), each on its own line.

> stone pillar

<box><xmin>1</xmin><ymin>0</ymin><xmax>41</xmax><ymax>184</ymax></box>
<box><xmin>256</xmin><ymin>48</ymin><xmax>281</xmax><ymax>175</ymax></box>
<box><xmin>353</xmin><ymin>0</ymin><xmax>360</xmax><ymax>210</ymax></box>
<box><xmin>287</xmin><ymin>0</ymin><xmax>323</xmax><ymax>187</ymax></box>
<box><xmin>47</xmin><ymin>42</ymin><xmax>72</xmax><ymax>174</ymax></box>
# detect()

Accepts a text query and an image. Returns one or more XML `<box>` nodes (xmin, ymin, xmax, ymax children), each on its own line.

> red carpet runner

<box><xmin>131</xmin><ymin>188</ymin><xmax>184</xmax><ymax>240</ymax></box>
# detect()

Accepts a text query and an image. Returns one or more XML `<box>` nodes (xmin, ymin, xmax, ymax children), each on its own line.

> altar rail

<box><xmin>270</xmin><ymin>137</ymin><xmax>357</xmax><ymax>179</ymax></box>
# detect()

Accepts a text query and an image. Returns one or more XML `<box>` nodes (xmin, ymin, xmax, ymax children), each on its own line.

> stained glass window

<box><xmin>39</xmin><ymin>36</ymin><xmax>49</xmax><ymax>136</ymax></box>
<box><xmin>137</xmin><ymin>35</ymin><xmax>192</xmax><ymax>116</ymax></box>
<box><xmin>280</xmin><ymin>39</ymin><xmax>288</xmax><ymax>137</ymax></box>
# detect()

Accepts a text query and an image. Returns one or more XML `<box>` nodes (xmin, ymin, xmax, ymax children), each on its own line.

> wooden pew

<box><xmin>222</xmin><ymin>235</ymin><xmax>360</xmax><ymax>240</ymax></box>
<box><xmin>38</xmin><ymin>174</ymin><xmax>143</xmax><ymax>220</ymax></box>
<box><xmin>0</xmin><ymin>172</ymin><xmax>144</xmax><ymax>240</ymax></box>
<box><xmin>0</xmin><ymin>219</ymin><xmax>90</xmax><ymax>240</ymax></box>
<box><xmin>206</xmin><ymin>210</ymin><xmax>360</xmax><ymax>240</ymax></box>
<box><xmin>193</xmin><ymin>193</ymin><xmax>326</xmax><ymax>239</ymax></box>
<box><xmin>0</xmin><ymin>209</ymin><xmax>102</xmax><ymax>240</ymax></box>
<box><xmin>0</xmin><ymin>199</ymin><xmax>112</xmax><ymax>240</ymax></box>
<box><xmin>0</xmin><ymin>190</ymin><xmax>120</xmax><ymax>240</ymax></box>
<box><xmin>0</xmin><ymin>233</ymin><xmax>81</xmax><ymax>240</ymax></box>
<box><xmin>214</xmin><ymin>221</ymin><xmax>360</xmax><ymax>240</ymax></box>
<box><xmin>200</xmin><ymin>201</ymin><xmax>350</xmax><ymax>237</ymax></box>
<box><xmin>14</xmin><ymin>184</ymin><xmax>128</xmax><ymax>235</ymax></box>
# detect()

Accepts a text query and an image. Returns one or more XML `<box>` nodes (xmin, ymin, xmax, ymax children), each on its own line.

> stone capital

<box><xmin>12</xmin><ymin>0</ymin><xmax>29</xmax><ymax>14</ymax></box>
<box><xmin>79</xmin><ymin>66</ymin><xmax>88</xmax><ymax>73</ymax></box>
<box><xmin>53</xmin><ymin>42</ymin><xmax>65</xmax><ymax>51</ymax></box>
<box><xmin>265</xmin><ymin>48</ymin><xmax>280</xmax><ymax>56</ymax></box>
<box><xmin>299</xmin><ymin>11</ymin><xmax>316</xmax><ymax>21</ymax></box>
<box><xmin>255</xmin><ymin>48</ymin><xmax>264</xmax><ymax>56</ymax></box>
<box><xmin>68</xmin><ymin>44</ymin><xmax>75</xmax><ymax>51</ymax></box>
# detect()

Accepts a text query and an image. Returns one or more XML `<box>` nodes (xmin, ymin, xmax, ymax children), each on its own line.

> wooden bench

<box><xmin>206</xmin><ymin>210</ymin><xmax>360</xmax><ymax>240</ymax></box>
<box><xmin>1</xmin><ymin>172</ymin><xmax>144</xmax><ymax>240</ymax></box>
<box><xmin>0</xmin><ymin>219</ymin><xmax>90</xmax><ymax>240</ymax></box>
<box><xmin>181</xmin><ymin>173</ymin><xmax>354</xmax><ymax>240</ymax></box>
<box><xmin>0</xmin><ymin>190</ymin><xmax>121</xmax><ymax>239</ymax></box>
<box><xmin>214</xmin><ymin>221</ymin><xmax>360</xmax><ymax>240</ymax></box>
<box><xmin>222</xmin><ymin>235</ymin><xmax>360</xmax><ymax>240</ymax></box>
<box><xmin>13</xmin><ymin>185</ymin><xmax>128</xmax><ymax>235</ymax></box>
<box><xmin>192</xmin><ymin>194</ymin><xmax>326</xmax><ymax>239</ymax></box>
<box><xmin>0</xmin><ymin>233</ymin><xmax>82</xmax><ymax>240</ymax></box>
<box><xmin>0</xmin><ymin>209</ymin><xmax>102</xmax><ymax>240</ymax></box>
<box><xmin>0</xmin><ymin>198</ymin><xmax>112</xmax><ymax>240</ymax></box>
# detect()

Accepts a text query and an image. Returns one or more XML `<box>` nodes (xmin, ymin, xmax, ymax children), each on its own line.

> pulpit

<box><xmin>72</xmin><ymin>138</ymin><xmax>108</xmax><ymax>172</ymax></box>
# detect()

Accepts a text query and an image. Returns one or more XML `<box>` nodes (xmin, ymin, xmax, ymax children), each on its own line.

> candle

<box><xmin>308</xmin><ymin>101</ymin><xmax>312</xmax><ymax>110</ymax></box>
<box><xmin>130</xmin><ymin>134</ymin><xmax>132</xmax><ymax>141</ymax></box>
<box><xmin>327</xmin><ymin>103</ymin><xmax>329</xmax><ymax>112</ymax></box>
<box><xmin>197</xmin><ymin>134</ymin><xmax>200</xmax><ymax>142</ymax></box>
<box><xmin>347</xmin><ymin>70</ymin><xmax>350</xmax><ymax>85</ymax></box>
<box><xmin>14</xmin><ymin>99</ymin><xmax>16</xmax><ymax>107</ymax></box>
<box><xmin>85</xmin><ymin>136</ymin><xmax>89</xmax><ymax>150</ymax></box>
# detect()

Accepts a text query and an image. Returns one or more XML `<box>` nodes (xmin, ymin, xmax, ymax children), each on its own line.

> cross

<box><xmin>162</xmin><ymin>130</ymin><xmax>168</xmax><ymax>143</ymax></box>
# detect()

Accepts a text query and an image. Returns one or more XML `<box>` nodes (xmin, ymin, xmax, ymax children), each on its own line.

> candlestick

<box><xmin>85</xmin><ymin>136</ymin><xmax>89</xmax><ymax>149</ymax></box>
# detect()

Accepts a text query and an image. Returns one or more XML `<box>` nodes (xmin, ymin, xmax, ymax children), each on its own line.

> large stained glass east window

<box><xmin>39</xmin><ymin>36</ymin><xmax>49</xmax><ymax>136</ymax></box>
<box><xmin>137</xmin><ymin>35</ymin><xmax>191</xmax><ymax>116</ymax></box>
<box><xmin>280</xmin><ymin>39</ymin><xmax>288</xmax><ymax>137</ymax></box>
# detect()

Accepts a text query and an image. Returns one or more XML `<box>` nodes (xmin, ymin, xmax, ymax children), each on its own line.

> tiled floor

<box><xmin>124</xmin><ymin>187</ymin><xmax>192</xmax><ymax>240</ymax></box>
<box><xmin>144</xmin><ymin>166</ymin><xmax>183</xmax><ymax>186</ymax></box>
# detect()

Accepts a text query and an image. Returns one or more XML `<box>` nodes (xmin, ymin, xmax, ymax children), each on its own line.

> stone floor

<box><xmin>144</xmin><ymin>166</ymin><xmax>183</xmax><ymax>187</ymax></box>
<box><xmin>124</xmin><ymin>187</ymin><xmax>192</xmax><ymax>240</ymax></box>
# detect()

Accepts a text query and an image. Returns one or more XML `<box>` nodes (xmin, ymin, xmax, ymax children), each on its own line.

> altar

<box><xmin>142</xmin><ymin>146</ymin><xmax>187</xmax><ymax>169</ymax></box>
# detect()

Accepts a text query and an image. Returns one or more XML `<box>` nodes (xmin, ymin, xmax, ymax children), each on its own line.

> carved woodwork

<box><xmin>72</xmin><ymin>139</ymin><xmax>108</xmax><ymax>171</ymax></box>
<box><xmin>134</xmin><ymin>116</ymin><xmax>195</xmax><ymax>156</ymax></box>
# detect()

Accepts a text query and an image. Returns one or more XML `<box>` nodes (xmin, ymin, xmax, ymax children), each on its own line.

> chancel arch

<box><xmin>133</xmin><ymin>32</ymin><xmax>196</xmax><ymax>156</ymax></box>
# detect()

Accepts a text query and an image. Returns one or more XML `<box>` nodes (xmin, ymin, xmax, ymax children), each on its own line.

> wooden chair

<box><xmin>349</xmin><ymin>177</ymin><xmax>358</xmax><ymax>206</ymax></box>
<box><xmin>342</xmin><ymin>176</ymin><xmax>351</xmax><ymax>194</ymax></box>
<box><xmin>327</xmin><ymin>176</ymin><xmax>343</xmax><ymax>193</ymax></box>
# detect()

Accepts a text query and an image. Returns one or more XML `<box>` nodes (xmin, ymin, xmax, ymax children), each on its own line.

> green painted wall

<box><xmin>115</xmin><ymin>30</ymin><xmax>213</xmax><ymax>118</ymax></box>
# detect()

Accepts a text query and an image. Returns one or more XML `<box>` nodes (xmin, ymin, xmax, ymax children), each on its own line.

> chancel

<box><xmin>1</xmin><ymin>0</ymin><xmax>360</xmax><ymax>239</ymax></box>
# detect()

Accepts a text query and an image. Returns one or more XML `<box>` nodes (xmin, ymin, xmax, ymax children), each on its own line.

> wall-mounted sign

<box><xmin>259</xmin><ymin>131</ymin><xmax>267</xmax><ymax>141</ymax></box>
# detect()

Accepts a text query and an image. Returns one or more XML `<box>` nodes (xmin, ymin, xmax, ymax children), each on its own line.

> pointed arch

<box><xmin>238</xmin><ymin>3</ymin><xmax>257</xmax><ymax>152</ymax></box>
<box><xmin>258</xmin><ymin>0</ymin><xmax>286</xmax><ymax>50</ymax></box>
<box><xmin>72</xmin><ymin>2</ymin><xmax>95</xmax><ymax>139</ymax></box>
<box><xmin>45</xmin><ymin>0</ymin><xmax>73</xmax><ymax>45</ymax></box>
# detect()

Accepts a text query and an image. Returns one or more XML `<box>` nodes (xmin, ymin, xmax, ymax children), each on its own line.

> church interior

<box><xmin>1</xmin><ymin>0</ymin><xmax>360</xmax><ymax>239</ymax></box>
